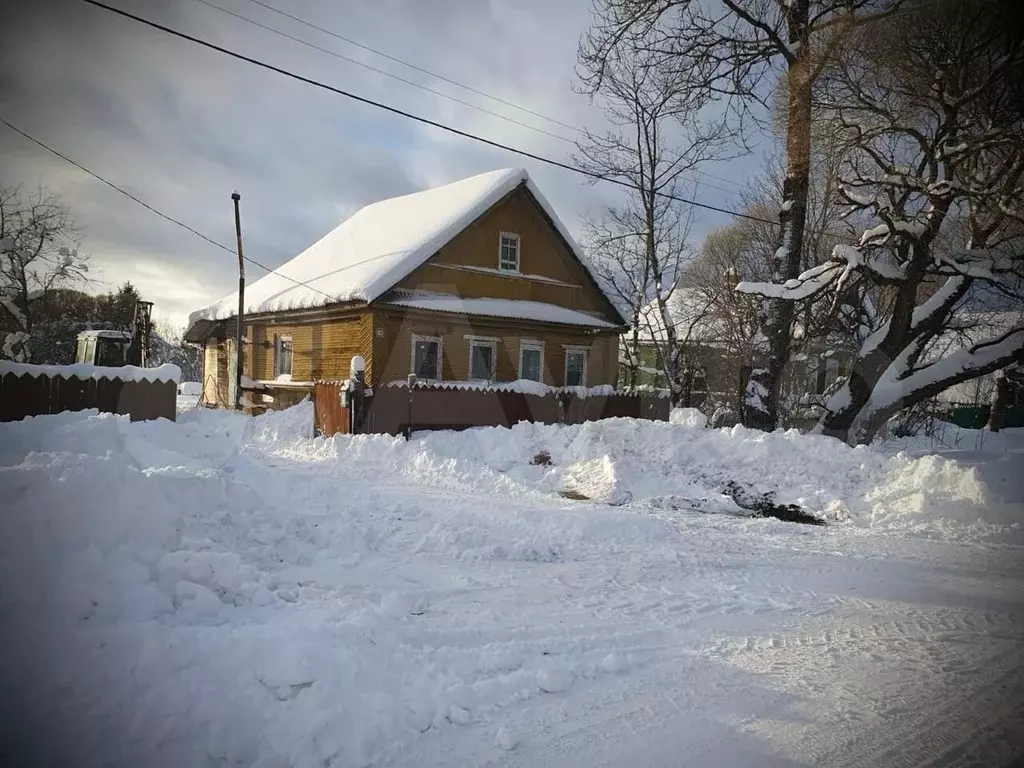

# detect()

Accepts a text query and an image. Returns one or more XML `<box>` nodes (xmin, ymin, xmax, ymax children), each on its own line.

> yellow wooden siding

<box><xmin>358</xmin><ymin>311</ymin><xmax>375</xmax><ymax>384</ymax></box>
<box><xmin>373</xmin><ymin>309</ymin><xmax>618</xmax><ymax>386</ymax></box>
<box><xmin>248</xmin><ymin>315</ymin><xmax>364</xmax><ymax>382</ymax></box>
<box><xmin>397</xmin><ymin>187</ymin><xmax>617</xmax><ymax>320</ymax></box>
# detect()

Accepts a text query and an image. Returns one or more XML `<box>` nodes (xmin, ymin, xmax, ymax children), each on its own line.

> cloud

<box><xmin>1</xmin><ymin>0</ymin><xmax>757</xmax><ymax>330</ymax></box>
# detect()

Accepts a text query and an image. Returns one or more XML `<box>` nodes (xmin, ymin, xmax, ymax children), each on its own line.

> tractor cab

<box><xmin>75</xmin><ymin>330</ymin><xmax>132</xmax><ymax>367</ymax></box>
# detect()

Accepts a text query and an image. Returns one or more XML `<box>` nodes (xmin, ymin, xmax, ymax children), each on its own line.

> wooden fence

<box><xmin>0</xmin><ymin>372</ymin><xmax>176</xmax><ymax>422</ymax></box>
<box><xmin>313</xmin><ymin>382</ymin><xmax>669</xmax><ymax>437</ymax></box>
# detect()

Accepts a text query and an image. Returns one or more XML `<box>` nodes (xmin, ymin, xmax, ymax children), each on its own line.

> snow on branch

<box><xmin>873</xmin><ymin>327</ymin><xmax>1024</xmax><ymax>414</ymax></box>
<box><xmin>735</xmin><ymin>261</ymin><xmax>842</xmax><ymax>300</ymax></box>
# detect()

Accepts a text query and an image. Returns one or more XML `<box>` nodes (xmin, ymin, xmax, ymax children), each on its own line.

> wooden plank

<box><xmin>397</xmin><ymin>186</ymin><xmax>615</xmax><ymax>317</ymax></box>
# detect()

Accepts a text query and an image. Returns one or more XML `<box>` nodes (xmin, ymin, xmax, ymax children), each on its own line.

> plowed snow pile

<box><xmin>410</xmin><ymin>418</ymin><xmax>1006</xmax><ymax>538</ymax></box>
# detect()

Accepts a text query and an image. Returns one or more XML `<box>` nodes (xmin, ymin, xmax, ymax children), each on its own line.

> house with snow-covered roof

<box><xmin>185</xmin><ymin>168</ymin><xmax>626</xmax><ymax>408</ymax></box>
<box><xmin>628</xmin><ymin>284</ymin><xmax>855</xmax><ymax>414</ymax></box>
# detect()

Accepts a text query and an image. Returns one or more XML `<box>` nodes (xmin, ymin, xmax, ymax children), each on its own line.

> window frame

<box><xmin>410</xmin><ymin>333</ymin><xmax>443</xmax><ymax>382</ymax></box>
<box><xmin>563</xmin><ymin>347</ymin><xmax>588</xmax><ymax>388</ymax></box>
<box><xmin>498</xmin><ymin>231</ymin><xmax>520</xmax><ymax>273</ymax></box>
<box><xmin>468</xmin><ymin>338</ymin><xmax>498</xmax><ymax>381</ymax></box>
<box><xmin>274</xmin><ymin>334</ymin><xmax>293</xmax><ymax>379</ymax></box>
<box><xmin>518</xmin><ymin>340</ymin><xmax>544</xmax><ymax>382</ymax></box>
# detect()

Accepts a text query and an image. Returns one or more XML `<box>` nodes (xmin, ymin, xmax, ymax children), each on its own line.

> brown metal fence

<box><xmin>0</xmin><ymin>372</ymin><xmax>176</xmax><ymax>422</ymax></box>
<box><xmin>313</xmin><ymin>382</ymin><xmax>669</xmax><ymax>438</ymax></box>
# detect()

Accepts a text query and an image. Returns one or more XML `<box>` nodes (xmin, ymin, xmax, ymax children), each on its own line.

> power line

<box><xmin>189</xmin><ymin>0</ymin><xmax>576</xmax><ymax>145</ymax></box>
<box><xmin>0</xmin><ymin>116</ymin><xmax>336</xmax><ymax>301</ymax></box>
<box><xmin>242</xmin><ymin>0</ymin><xmax>751</xmax><ymax>195</ymax></box>
<box><xmin>79</xmin><ymin>0</ymin><xmax>776</xmax><ymax>226</ymax></box>
<box><xmin>244</xmin><ymin>0</ymin><xmax>582</xmax><ymax>135</ymax></box>
<box><xmin>200</xmin><ymin>0</ymin><xmax>746</xmax><ymax>199</ymax></box>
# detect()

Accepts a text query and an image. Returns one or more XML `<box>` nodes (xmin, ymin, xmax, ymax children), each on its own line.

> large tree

<box><xmin>0</xmin><ymin>184</ymin><xmax>90</xmax><ymax>362</ymax></box>
<box><xmin>738</xmin><ymin>0</ymin><xmax>1024</xmax><ymax>444</ymax></box>
<box><xmin>580</xmin><ymin>0</ymin><xmax>900</xmax><ymax>429</ymax></box>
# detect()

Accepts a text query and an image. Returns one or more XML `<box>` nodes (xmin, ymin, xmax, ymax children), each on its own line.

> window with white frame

<box><xmin>469</xmin><ymin>338</ymin><xmax>497</xmax><ymax>381</ymax></box>
<box><xmin>564</xmin><ymin>348</ymin><xmax>587</xmax><ymax>387</ymax></box>
<box><xmin>498</xmin><ymin>232</ymin><xmax>520</xmax><ymax>272</ymax></box>
<box><xmin>412</xmin><ymin>335</ymin><xmax>442</xmax><ymax>381</ymax></box>
<box><xmin>519</xmin><ymin>341</ymin><xmax>543</xmax><ymax>382</ymax></box>
<box><xmin>274</xmin><ymin>335</ymin><xmax>293</xmax><ymax>378</ymax></box>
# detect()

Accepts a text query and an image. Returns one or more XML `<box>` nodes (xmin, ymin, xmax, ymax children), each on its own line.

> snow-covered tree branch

<box><xmin>736</xmin><ymin>0</ymin><xmax>1024</xmax><ymax>444</ymax></box>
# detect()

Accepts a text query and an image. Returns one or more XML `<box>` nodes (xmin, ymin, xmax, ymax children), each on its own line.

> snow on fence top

<box><xmin>187</xmin><ymin>168</ymin><xmax>621</xmax><ymax>332</ymax></box>
<box><xmin>0</xmin><ymin>361</ymin><xmax>181</xmax><ymax>383</ymax></box>
<box><xmin>384</xmin><ymin>379</ymin><xmax>629</xmax><ymax>397</ymax></box>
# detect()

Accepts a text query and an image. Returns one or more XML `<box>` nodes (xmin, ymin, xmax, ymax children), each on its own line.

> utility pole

<box><xmin>231</xmin><ymin>191</ymin><xmax>245</xmax><ymax>411</ymax></box>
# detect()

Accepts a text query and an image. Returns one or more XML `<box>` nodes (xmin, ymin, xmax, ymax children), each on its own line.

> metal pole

<box><xmin>231</xmin><ymin>191</ymin><xmax>245</xmax><ymax>411</ymax></box>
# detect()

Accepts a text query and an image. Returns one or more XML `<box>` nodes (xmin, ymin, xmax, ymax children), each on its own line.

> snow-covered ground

<box><xmin>1</xmin><ymin>405</ymin><xmax>1022</xmax><ymax>767</ymax></box>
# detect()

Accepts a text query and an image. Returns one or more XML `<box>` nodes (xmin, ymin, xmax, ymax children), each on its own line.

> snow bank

<box><xmin>0</xmin><ymin>405</ymin><xmax>670</xmax><ymax>766</ymax></box>
<box><xmin>0</xmin><ymin>360</ymin><xmax>181</xmax><ymax>383</ymax></box>
<box><xmin>407</xmin><ymin>418</ymin><xmax>1015</xmax><ymax>539</ymax></box>
<box><xmin>0</xmin><ymin>404</ymin><xmax>1018</xmax><ymax>766</ymax></box>
<box><xmin>670</xmin><ymin>407</ymin><xmax>707</xmax><ymax>428</ymax></box>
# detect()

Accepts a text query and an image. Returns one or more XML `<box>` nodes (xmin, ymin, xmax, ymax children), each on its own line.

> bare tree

<box><xmin>682</xmin><ymin>206</ymin><xmax>773</xmax><ymax>411</ymax></box>
<box><xmin>575</xmin><ymin>33</ymin><xmax>725</xmax><ymax>404</ymax></box>
<box><xmin>580</xmin><ymin>0</ymin><xmax>901</xmax><ymax>430</ymax></box>
<box><xmin>738</xmin><ymin>0</ymin><xmax>1024</xmax><ymax>444</ymax></box>
<box><xmin>584</xmin><ymin>214</ymin><xmax>653</xmax><ymax>388</ymax></box>
<box><xmin>152</xmin><ymin>321</ymin><xmax>202</xmax><ymax>382</ymax></box>
<box><xmin>0</xmin><ymin>184</ymin><xmax>89</xmax><ymax>362</ymax></box>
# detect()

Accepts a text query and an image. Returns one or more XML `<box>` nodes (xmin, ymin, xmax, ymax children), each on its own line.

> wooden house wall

<box><xmin>397</xmin><ymin>186</ymin><xmax>617</xmax><ymax>321</ymax></box>
<box><xmin>247</xmin><ymin>313</ymin><xmax>364</xmax><ymax>382</ymax></box>
<box><xmin>372</xmin><ymin>307</ymin><xmax>619</xmax><ymax>387</ymax></box>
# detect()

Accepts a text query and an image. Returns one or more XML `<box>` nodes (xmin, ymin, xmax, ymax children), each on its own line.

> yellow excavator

<box><xmin>73</xmin><ymin>300</ymin><xmax>153</xmax><ymax>367</ymax></box>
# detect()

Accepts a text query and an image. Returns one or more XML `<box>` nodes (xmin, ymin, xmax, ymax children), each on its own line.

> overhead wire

<box><xmin>0</xmin><ymin>117</ymin><xmax>336</xmax><ymax>301</ymax></box>
<box><xmin>78</xmin><ymin>0</ymin><xmax>778</xmax><ymax>226</ymax></box>
<box><xmin>241</xmin><ymin>0</ymin><xmax>752</xmax><ymax>195</ymax></box>
<box><xmin>243</xmin><ymin>0</ymin><xmax>583</xmax><ymax>134</ymax></box>
<box><xmin>189</xmin><ymin>0</ymin><xmax>577</xmax><ymax>145</ymax></box>
<box><xmin>190</xmin><ymin>0</ymin><xmax>750</xmax><ymax>199</ymax></box>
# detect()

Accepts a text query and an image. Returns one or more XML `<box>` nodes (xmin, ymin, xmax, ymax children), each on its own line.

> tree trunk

<box><xmin>987</xmin><ymin>370</ymin><xmax>1010</xmax><ymax>432</ymax></box>
<box><xmin>743</xmin><ymin>0</ymin><xmax>811</xmax><ymax>431</ymax></box>
<box><xmin>628</xmin><ymin>322</ymin><xmax>640</xmax><ymax>389</ymax></box>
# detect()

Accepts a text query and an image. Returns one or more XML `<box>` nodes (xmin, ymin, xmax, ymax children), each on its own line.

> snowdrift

<box><xmin>405</xmin><ymin>417</ymin><xmax>1010</xmax><ymax>537</ymax></box>
<box><xmin>0</xmin><ymin>405</ymin><xmax>1019</xmax><ymax>766</ymax></box>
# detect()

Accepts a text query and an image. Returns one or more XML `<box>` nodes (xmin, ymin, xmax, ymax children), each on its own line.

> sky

<box><xmin>1</xmin><ymin>0</ymin><xmax>772</xmax><ymax>329</ymax></box>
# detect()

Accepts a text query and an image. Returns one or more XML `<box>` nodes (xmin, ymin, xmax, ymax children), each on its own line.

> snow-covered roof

<box><xmin>636</xmin><ymin>289</ymin><xmax>731</xmax><ymax>344</ymax></box>
<box><xmin>187</xmin><ymin>168</ymin><xmax>620</xmax><ymax>332</ymax></box>
<box><xmin>382</xmin><ymin>292</ymin><xmax>618</xmax><ymax>329</ymax></box>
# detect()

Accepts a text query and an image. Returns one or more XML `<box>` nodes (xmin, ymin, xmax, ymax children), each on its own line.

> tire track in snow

<box><xmin>820</xmin><ymin>641</ymin><xmax>1024</xmax><ymax>768</ymax></box>
<box><xmin>703</xmin><ymin>598</ymin><xmax>1022</xmax><ymax>658</ymax></box>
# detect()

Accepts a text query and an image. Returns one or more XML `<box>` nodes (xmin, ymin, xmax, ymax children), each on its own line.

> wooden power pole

<box><xmin>231</xmin><ymin>191</ymin><xmax>245</xmax><ymax>411</ymax></box>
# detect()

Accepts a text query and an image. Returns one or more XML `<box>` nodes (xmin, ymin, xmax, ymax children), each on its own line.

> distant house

<box><xmin>627</xmin><ymin>286</ymin><xmax>853</xmax><ymax>415</ymax></box>
<box><xmin>185</xmin><ymin>169</ymin><xmax>626</xmax><ymax>408</ymax></box>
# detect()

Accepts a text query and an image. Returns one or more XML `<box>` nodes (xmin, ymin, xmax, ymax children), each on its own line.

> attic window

<box><xmin>498</xmin><ymin>232</ymin><xmax>520</xmax><ymax>272</ymax></box>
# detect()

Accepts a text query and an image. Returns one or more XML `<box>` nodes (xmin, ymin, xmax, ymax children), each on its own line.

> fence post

<box><xmin>405</xmin><ymin>373</ymin><xmax>418</xmax><ymax>440</ymax></box>
<box><xmin>349</xmin><ymin>356</ymin><xmax>366</xmax><ymax>435</ymax></box>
